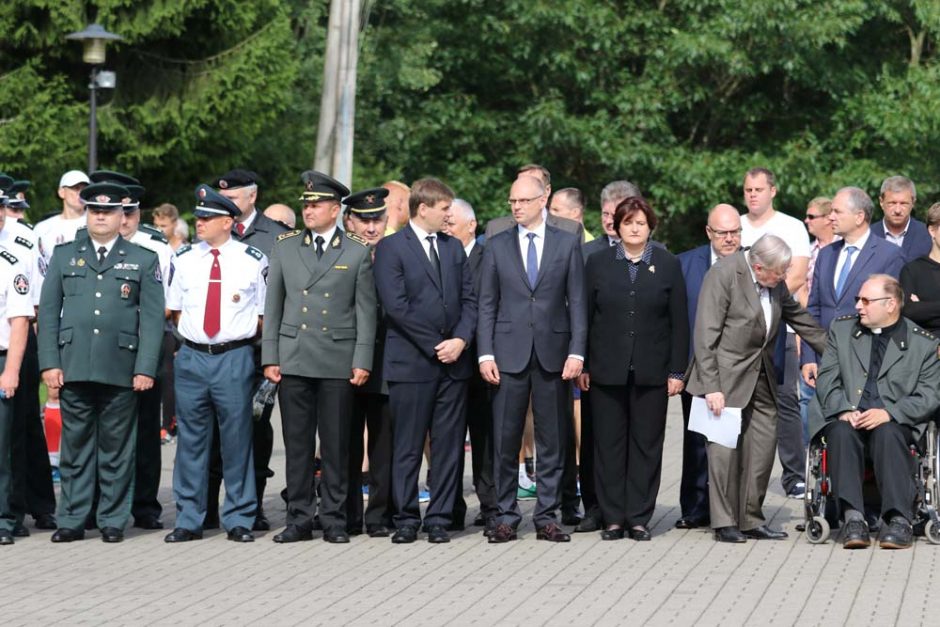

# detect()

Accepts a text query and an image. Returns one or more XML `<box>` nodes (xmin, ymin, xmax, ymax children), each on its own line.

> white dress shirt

<box><xmin>517</xmin><ymin>220</ymin><xmax>546</xmax><ymax>272</ymax></box>
<box><xmin>832</xmin><ymin>228</ymin><xmax>869</xmax><ymax>292</ymax></box>
<box><xmin>881</xmin><ymin>218</ymin><xmax>909</xmax><ymax>247</ymax></box>
<box><xmin>409</xmin><ymin>220</ymin><xmax>439</xmax><ymax>262</ymax></box>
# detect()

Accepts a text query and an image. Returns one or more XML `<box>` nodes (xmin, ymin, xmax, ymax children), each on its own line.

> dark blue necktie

<box><xmin>526</xmin><ymin>232</ymin><xmax>538</xmax><ymax>289</ymax></box>
<box><xmin>835</xmin><ymin>245</ymin><xmax>857</xmax><ymax>299</ymax></box>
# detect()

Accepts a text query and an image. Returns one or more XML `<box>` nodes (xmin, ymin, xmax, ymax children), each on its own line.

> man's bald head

<box><xmin>509</xmin><ymin>176</ymin><xmax>547</xmax><ymax>229</ymax></box>
<box><xmin>706</xmin><ymin>203</ymin><xmax>742</xmax><ymax>258</ymax></box>
<box><xmin>264</xmin><ymin>203</ymin><xmax>296</xmax><ymax>228</ymax></box>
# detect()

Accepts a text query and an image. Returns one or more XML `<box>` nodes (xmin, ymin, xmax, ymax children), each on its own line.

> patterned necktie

<box><xmin>315</xmin><ymin>235</ymin><xmax>325</xmax><ymax>260</ymax></box>
<box><xmin>835</xmin><ymin>245</ymin><xmax>858</xmax><ymax>299</ymax></box>
<box><xmin>235</xmin><ymin>223</ymin><xmax>245</xmax><ymax>237</ymax></box>
<box><xmin>526</xmin><ymin>232</ymin><xmax>538</xmax><ymax>289</ymax></box>
<box><xmin>427</xmin><ymin>235</ymin><xmax>441</xmax><ymax>282</ymax></box>
<box><xmin>97</xmin><ymin>246</ymin><xmax>107</xmax><ymax>264</ymax></box>
<box><xmin>204</xmin><ymin>249</ymin><xmax>221</xmax><ymax>338</ymax></box>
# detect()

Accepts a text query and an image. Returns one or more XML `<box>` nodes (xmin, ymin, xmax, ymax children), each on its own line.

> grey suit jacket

<box><xmin>808</xmin><ymin>316</ymin><xmax>940</xmax><ymax>440</ymax></box>
<box><xmin>234</xmin><ymin>210</ymin><xmax>290</xmax><ymax>257</ymax></box>
<box><xmin>685</xmin><ymin>251</ymin><xmax>826</xmax><ymax>408</ymax></box>
<box><xmin>485</xmin><ymin>213</ymin><xmax>584</xmax><ymax>241</ymax></box>
<box><xmin>262</xmin><ymin>229</ymin><xmax>376</xmax><ymax>378</ymax></box>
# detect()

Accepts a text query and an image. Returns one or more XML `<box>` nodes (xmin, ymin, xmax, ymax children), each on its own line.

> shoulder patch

<box><xmin>16</xmin><ymin>219</ymin><xmax>34</xmax><ymax>230</ymax></box>
<box><xmin>912</xmin><ymin>326</ymin><xmax>937</xmax><ymax>341</ymax></box>
<box><xmin>149</xmin><ymin>232</ymin><xmax>169</xmax><ymax>244</ymax></box>
<box><xmin>277</xmin><ymin>229</ymin><xmax>302</xmax><ymax>242</ymax></box>
<box><xmin>175</xmin><ymin>244</ymin><xmax>193</xmax><ymax>257</ymax></box>
<box><xmin>346</xmin><ymin>231</ymin><xmax>368</xmax><ymax>247</ymax></box>
<box><xmin>835</xmin><ymin>314</ymin><xmax>858</xmax><ymax>321</ymax></box>
<box><xmin>245</xmin><ymin>245</ymin><xmax>263</xmax><ymax>261</ymax></box>
<box><xmin>0</xmin><ymin>249</ymin><xmax>18</xmax><ymax>265</ymax></box>
<box><xmin>14</xmin><ymin>235</ymin><xmax>34</xmax><ymax>250</ymax></box>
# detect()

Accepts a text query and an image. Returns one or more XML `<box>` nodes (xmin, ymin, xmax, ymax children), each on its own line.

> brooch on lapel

<box><xmin>648</xmin><ymin>265</ymin><xmax>655</xmax><ymax>274</ymax></box>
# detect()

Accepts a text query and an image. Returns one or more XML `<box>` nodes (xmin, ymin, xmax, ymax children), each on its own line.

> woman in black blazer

<box><xmin>578</xmin><ymin>196</ymin><xmax>689</xmax><ymax>540</ymax></box>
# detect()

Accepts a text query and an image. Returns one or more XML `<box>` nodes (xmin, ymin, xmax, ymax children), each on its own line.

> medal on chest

<box><xmin>121</xmin><ymin>283</ymin><xmax>131</xmax><ymax>299</ymax></box>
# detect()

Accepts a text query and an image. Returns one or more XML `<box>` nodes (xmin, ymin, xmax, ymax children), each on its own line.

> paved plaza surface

<box><xmin>3</xmin><ymin>398</ymin><xmax>938</xmax><ymax>626</ymax></box>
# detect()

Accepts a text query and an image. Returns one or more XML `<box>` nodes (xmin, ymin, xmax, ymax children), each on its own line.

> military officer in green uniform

<box><xmin>809</xmin><ymin>274</ymin><xmax>940</xmax><ymax>550</ymax></box>
<box><xmin>38</xmin><ymin>182</ymin><xmax>165</xmax><ymax>543</ymax></box>
<box><xmin>263</xmin><ymin>170</ymin><xmax>377</xmax><ymax>544</ymax></box>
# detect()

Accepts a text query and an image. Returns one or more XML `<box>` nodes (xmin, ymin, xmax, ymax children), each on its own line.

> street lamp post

<box><xmin>66</xmin><ymin>23</ymin><xmax>122</xmax><ymax>172</ymax></box>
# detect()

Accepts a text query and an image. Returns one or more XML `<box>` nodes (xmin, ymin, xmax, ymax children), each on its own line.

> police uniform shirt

<box><xmin>167</xmin><ymin>238</ymin><xmax>268</xmax><ymax>344</ymax></box>
<box><xmin>129</xmin><ymin>229</ymin><xmax>172</xmax><ymax>299</ymax></box>
<box><xmin>0</xmin><ymin>228</ymin><xmax>41</xmax><ymax>307</ymax></box>
<box><xmin>0</xmin><ymin>248</ymin><xmax>35</xmax><ymax>349</ymax></box>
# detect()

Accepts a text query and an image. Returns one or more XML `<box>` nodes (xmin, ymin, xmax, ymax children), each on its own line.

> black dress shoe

<box><xmin>100</xmin><ymin>527</ymin><xmax>124</xmax><ymax>543</ymax></box>
<box><xmin>13</xmin><ymin>522</ymin><xmax>29</xmax><ymax>537</ymax></box>
<box><xmin>164</xmin><ymin>528</ymin><xmax>203</xmax><ymax>543</ymax></box>
<box><xmin>253</xmin><ymin>511</ymin><xmax>271</xmax><ymax>532</ymax></box>
<box><xmin>367</xmin><ymin>525</ymin><xmax>391</xmax><ymax>538</ymax></box>
<box><xmin>628</xmin><ymin>526</ymin><xmax>651</xmax><ymax>541</ymax></box>
<box><xmin>391</xmin><ymin>526</ymin><xmax>418</xmax><ymax>544</ymax></box>
<box><xmin>574</xmin><ymin>517</ymin><xmax>600</xmax><ymax>533</ymax></box>
<box><xmin>488</xmin><ymin>523</ymin><xmax>517</xmax><ymax>543</ymax></box>
<box><xmin>536</xmin><ymin>523</ymin><xmax>571</xmax><ymax>542</ymax></box>
<box><xmin>675</xmin><ymin>517</ymin><xmax>708</xmax><ymax>530</ymax></box>
<box><xmin>51</xmin><ymin>528</ymin><xmax>85</xmax><ymax>543</ymax></box>
<box><xmin>33</xmin><ymin>513</ymin><xmax>57</xmax><ymax>530</ymax></box>
<box><xmin>323</xmin><ymin>528</ymin><xmax>350</xmax><ymax>544</ymax></box>
<box><xmin>273</xmin><ymin>525</ymin><xmax>313</xmax><ymax>543</ymax></box>
<box><xmin>880</xmin><ymin>517</ymin><xmax>913</xmax><ymax>549</ymax></box>
<box><xmin>561</xmin><ymin>511</ymin><xmax>582</xmax><ymax>526</ymax></box>
<box><xmin>0</xmin><ymin>530</ymin><xmax>13</xmax><ymax>545</ymax></box>
<box><xmin>742</xmin><ymin>525</ymin><xmax>788</xmax><ymax>540</ymax></box>
<box><xmin>601</xmin><ymin>527</ymin><xmax>625</xmax><ymax>541</ymax></box>
<box><xmin>133</xmin><ymin>516</ymin><xmax>164</xmax><ymax>530</ymax></box>
<box><xmin>714</xmin><ymin>526</ymin><xmax>746</xmax><ymax>543</ymax></box>
<box><xmin>427</xmin><ymin>525</ymin><xmax>451</xmax><ymax>543</ymax></box>
<box><xmin>483</xmin><ymin>518</ymin><xmax>497</xmax><ymax>538</ymax></box>
<box><xmin>227</xmin><ymin>526</ymin><xmax>255</xmax><ymax>543</ymax></box>
<box><xmin>473</xmin><ymin>512</ymin><xmax>487</xmax><ymax>527</ymax></box>
<box><xmin>842</xmin><ymin>519</ymin><xmax>871</xmax><ymax>549</ymax></box>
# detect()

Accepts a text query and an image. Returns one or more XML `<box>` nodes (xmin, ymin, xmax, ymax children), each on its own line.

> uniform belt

<box><xmin>183</xmin><ymin>338</ymin><xmax>253</xmax><ymax>355</ymax></box>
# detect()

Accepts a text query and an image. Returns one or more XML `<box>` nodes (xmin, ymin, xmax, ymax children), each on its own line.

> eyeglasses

<box><xmin>707</xmin><ymin>226</ymin><xmax>742</xmax><ymax>238</ymax></box>
<box><xmin>854</xmin><ymin>296</ymin><xmax>892</xmax><ymax>306</ymax></box>
<box><xmin>507</xmin><ymin>196</ymin><xmax>542</xmax><ymax>207</ymax></box>
<box><xmin>804</xmin><ymin>213</ymin><xmax>826</xmax><ymax>220</ymax></box>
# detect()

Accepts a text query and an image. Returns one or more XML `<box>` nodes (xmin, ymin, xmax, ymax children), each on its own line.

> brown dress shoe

<box><xmin>536</xmin><ymin>523</ymin><xmax>571</xmax><ymax>542</ymax></box>
<box><xmin>488</xmin><ymin>523</ymin><xmax>517</xmax><ymax>543</ymax></box>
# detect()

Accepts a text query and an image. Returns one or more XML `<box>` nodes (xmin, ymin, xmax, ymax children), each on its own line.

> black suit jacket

<box><xmin>584</xmin><ymin>245</ymin><xmax>689</xmax><ymax>386</ymax></box>
<box><xmin>233</xmin><ymin>210</ymin><xmax>289</xmax><ymax>257</ymax></box>
<box><xmin>871</xmin><ymin>217</ymin><xmax>932</xmax><ymax>264</ymax></box>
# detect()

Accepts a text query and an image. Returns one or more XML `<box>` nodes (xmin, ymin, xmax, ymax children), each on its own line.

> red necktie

<box><xmin>235</xmin><ymin>223</ymin><xmax>245</xmax><ymax>236</ymax></box>
<box><xmin>204</xmin><ymin>249</ymin><xmax>221</xmax><ymax>338</ymax></box>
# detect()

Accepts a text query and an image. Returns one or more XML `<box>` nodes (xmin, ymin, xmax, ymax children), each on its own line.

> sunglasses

<box><xmin>854</xmin><ymin>296</ymin><xmax>891</xmax><ymax>306</ymax></box>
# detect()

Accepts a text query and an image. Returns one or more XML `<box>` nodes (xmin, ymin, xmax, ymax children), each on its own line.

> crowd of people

<box><xmin>0</xmin><ymin>163</ymin><xmax>937</xmax><ymax>550</ymax></box>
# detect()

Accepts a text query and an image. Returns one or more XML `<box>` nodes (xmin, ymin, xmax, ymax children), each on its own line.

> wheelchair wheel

<box><xmin>805</xmin><ymin>515</ymin><xmax>830</xmax><ymax>544</ymax></box>
<box><xmin>926</xmin><ymin>520</ymin><xmax>940</xmax><ymax>545</ymax></box>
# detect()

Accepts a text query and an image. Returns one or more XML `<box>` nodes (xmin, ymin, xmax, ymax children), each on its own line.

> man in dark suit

<box><xmin>686</xmin><ymin>234</ymin><xmax>826</xmax><ymax>543</ymax></box>
<box><xmin>675</xmin><ymin>204</ymin><xmax>742</xmax><ymax>530</ymax></box>
<box><xmin>484</xmin><ymin>164</ymin><xmax>584</xmax><ymax>241</ymax></box>
<box><xmin>478</xmin><ymin>174</ymin><xmax>587</xmax><ymax>543</ymax></box>
<box><xmin>870</xmin><ymin>176</ymin><xmax>932</xmax><ymax>263</ymax></box>
<box><xmin>801</xmin><ymin>187</ymin><xmax>905</xmax><ymax>388</ymax></box>
<box><xmin>374</xmin><ymin>178</ymin><xmax>477</xmax><ymax>544</ymax></box>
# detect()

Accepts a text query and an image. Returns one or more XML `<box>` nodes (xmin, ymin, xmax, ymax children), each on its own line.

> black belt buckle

<box><xmin>206</xmin><ymin>343</ymin><xmax>219</xmax><ymax>355</ymax></box>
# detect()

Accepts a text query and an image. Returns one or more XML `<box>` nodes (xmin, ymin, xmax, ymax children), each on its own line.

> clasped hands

<box><xmin>839</xmin><ymin>408</ymin><xmax>890</xmax><ymax>430</ymax></box>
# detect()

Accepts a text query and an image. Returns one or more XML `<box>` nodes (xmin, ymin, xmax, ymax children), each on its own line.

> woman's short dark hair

<box><xmin>613</xmin><ymin>196</ymin><xmax>658</xmax><ymax>233</ymax></box>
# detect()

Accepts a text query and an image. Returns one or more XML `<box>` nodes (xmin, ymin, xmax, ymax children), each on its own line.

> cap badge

<box><xmin>77</xmin><ymin>258</ymin><xmax>86</xmax><ymax>267</ymax></box>
<box><xmin>306</xmin><ymin>180</ymin><xmax>315</xmax><ymax>191</ymax></box>
<box><xmin>198</xmin><ymin>187</ymin><xmax>207</xmax><ymax>199</ymax></box>
<box><xmin>365</xmin><ymin>194</ymin><xmax>375</xmax><ymax>204</ymax></box>
<box><xmin>96</xmin><ymin>195</ymin><xmax>110</xmax><ymax>203</ymax></box>
<box><xmin>219</xmin><ymin>179</ymin><xmax>229</xmax><ymax>189</ymax></box>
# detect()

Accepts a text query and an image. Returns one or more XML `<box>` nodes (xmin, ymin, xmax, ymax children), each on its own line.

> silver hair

<box><xmin>836</xmin><ymin>186</ymin><xmax>874</xmax><ymax>223</ymax></box>
<box><xmin>879</xmin><ymin>175</ymin><xmax>916</xmax><ymax>202</ymax></box>
<box><xmin>451</xmin><ymin>198</ymin><xmax>476</xmax><ymax>222</ymax></box>
<box><xmin>748</xmin><ymin>234</ymin><xmax>792</xmax><ymax>270</ymax></box>
<box><xmin>600</xmin><ymin>180</ymin><xmax>642</xmax><ymax>207</ymax></box>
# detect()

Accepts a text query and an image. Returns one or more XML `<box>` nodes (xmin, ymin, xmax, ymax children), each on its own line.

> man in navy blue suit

<box><xmin>801</xmin><ymin>186</ymin><xmax>905</xmax><ymax>388</ymax></box>
<box><xmin>478</xmin><ymin>175</ymin><xmax>587</xmax><ymax>543</ymax></box>
<box><xmin>373</xmin><ymin>178</ymin><xmax>477</xmax><ymax>544</ymax></box>
<box><xmin>675</xmin><ymin>204</ymin><xmax>742</xmax><ymax>529</ymax></box>
<box><xmin>870</xmin><ymin>176</ymin><xmax>932</xmax><ymax>263</ymax></box>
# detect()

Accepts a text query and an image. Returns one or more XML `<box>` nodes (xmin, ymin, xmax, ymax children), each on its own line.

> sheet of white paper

<box><xmin>688</xmin><ymin>396</ymin><xmax>742</xmax><ymax>449</ymax></box>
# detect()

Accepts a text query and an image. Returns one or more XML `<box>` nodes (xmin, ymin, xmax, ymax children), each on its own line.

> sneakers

<box><xmin>786</xmin><ymin>482</ymin><xmax>806</xmax><ymax>499</ymax></box>
<box><xmin>418</xmin><ymin>489</ymin><xmax>431</xmax><ymax>503</ymax></box>
<box><xmin>362</xmin><ymin>485</ymin><xmax>370</xmax><ymax>498</ymax></box>
<box><xmin>160</xmin><ymin>428</ymin><xmax>174</xmax><ymax>445</ymax></box>
<box><xmin>516</xmin><ymin>484</ymin><xmax>537</xmax><ymax>500</ymax></box>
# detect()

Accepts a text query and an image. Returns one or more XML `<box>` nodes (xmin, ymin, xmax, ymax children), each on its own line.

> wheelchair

<box><xmin>803</xmin><ymin>420</ymin><xmax>940</xmax><ymax>544</ymax></box>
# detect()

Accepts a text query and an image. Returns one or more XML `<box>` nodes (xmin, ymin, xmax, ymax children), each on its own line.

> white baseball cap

<box><xmin>59</xmin><ymin>170</ymin><xmax>91</xmax><ymax>188</ymax></box>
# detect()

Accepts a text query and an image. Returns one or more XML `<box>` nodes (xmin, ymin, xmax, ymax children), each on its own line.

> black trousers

<box><xmin>679</xmin><ymin>391</ymin><xmax>710</xmax><ymax>521</ymax></box>
<box><xmin>132</xmin><ymin>375</ymin><xmax>162</xmax><ymax>521</ymax></box>
<box><xmin>591</xmin><ymin>376</ymin><xmax>668</xmax><ymax>528</ymax></box>
<box><xmin>453</xmin><ymin>374</ymin><xmax>497</xmax><ymax>524</ymax></box>
<box><xmin>578</xmin><ymin>388</ymin><xmax>600</xmax><ymax>524</ymax></box>
<box><xmin>560</xmin><ymin>385</ymin><xmax>581</xmax><ymax>516</ymax></box>
<box><xmin>346</xmin><ymin>391</ymin><xmax>394</xmax><ymax>532</ymax></box>
<box><xmin>159</xmin><ymin>330</ymin><xmax>180</xmax><ymax>431</ymax></box>
<box><xmin>279</xmin><ymin>376</ymin><xmax>353</xmax><ymax>531</ymax></box>
<box><xmin>10</xmin><ymin>327</ymin><xmax>56</xmax><ymax>518</ymax></box>
<box><xmin>389</xmin><ymin>376</ymin><xmax>467</xmax><ymax>529</ymax></box>
<box><xmin>825</xmin><ymin>420</ymin><xmax>915</xmax><ymax>522</ymax></box>
<box><xmin>492</xmin><ymin>352</ymin><xmax>568</xmax><ymax>528</ymax></box>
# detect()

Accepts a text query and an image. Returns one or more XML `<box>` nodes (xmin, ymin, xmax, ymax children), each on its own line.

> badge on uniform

<box><xmin>77</xmin><ymin>258</ymin><xmax>85</xmax><ymax>267</ymax></box>
<box><xmin>232</xmin><ymin>293</ymin><xmax>241</xmax><ymax>303</ymax></box>
<box><xmin>13</xmin><ymin>274</ymin><xmax>29</xmax><ymax>295</ymax></box>
<box><xmin>121</xmin><ymin>283</ymin><xmax>131</xmax><ymax>299</ymax></box>
<box><xmin>69</xmin><ymin>258</ymin><xmax>76</xmax><ymax>266</ymax></box>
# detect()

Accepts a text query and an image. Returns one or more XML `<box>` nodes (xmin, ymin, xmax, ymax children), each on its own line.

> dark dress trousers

<box><xmin>870</xmin><ymin>217</ymin><xmax>932</xmax><ymax>264</ymax></box>
<box><xmin>477</xmin><ymin>224</ymin><xmax>587</xmax><ymax>529</ymax></box>
<box><xmin>584</xmin><ymin>244</ymin><xmax>689</xmax><ymax>528</ymax></box>
<box><xmin>374</xmin><ymin>225</ymin><xmax>477</xmax><ymax>530</ymax></box>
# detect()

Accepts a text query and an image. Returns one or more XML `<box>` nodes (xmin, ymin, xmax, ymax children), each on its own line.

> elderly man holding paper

<box><xmin>686</xmin><ymin>234</ymin><xmax>826</xmax><ymax>543</ymax></box>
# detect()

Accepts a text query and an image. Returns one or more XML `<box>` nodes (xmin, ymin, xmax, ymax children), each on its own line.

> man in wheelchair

<box><xmin>809</xmin><ymin>275</ymin><xmax>940</xmax><ymax>549</ymax></box>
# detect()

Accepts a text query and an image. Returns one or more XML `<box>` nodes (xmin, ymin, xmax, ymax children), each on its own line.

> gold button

<box><xmin>300</xmin><ymin>323</ymin><xmax>307</xmax><ymax>330</ymax></box>
<box><xmin>302</xmin><ymin>306</ymin><xmax>308</xmax><ymax>312</ymax></box>
<box><xmin>95</xmin><ymin>292</ymin><xmax>101</xmax><ymax>298</ymax></box>
<box><xmin>97</xmin><ymin>275</ymin><xmax>103</xmax><ymax>280</ymax></box>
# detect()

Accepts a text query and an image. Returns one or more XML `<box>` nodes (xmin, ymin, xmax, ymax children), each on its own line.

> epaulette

<box><xmin>245</xmin><ymin>245</ymin><xmax>264</xmax><ymax>261</ymax></box>
<box><xmin>912</xmin><ymin>326</ymin><xmax>937</xmax><ymax>341</ymax></box>
<box><xmin>346</xmin><ymin>231</ymin><xmax>368</xmax><ymax>247</ymax></box>
<box><xmin>175</xmin><ymin>244</ymin><xmax>193</xmax><ymax>257</ymax></box>
<box><xmin>0</xmin><ymin>250</ymin><xmax>18</xmax><ymax>265</ymax></box>
<box><xmin>53</xmin><ymin>240</ymin><xmax>72</xmax><ymax>249</ymax></box>
<box><xmin>277</xmin><ymin>229</ymin><xmax>301</xmax><ymax>242</ymax></box>
<box><xmin>835</xmin><ymin>314</ymin><xmax>858</xmax><ymax>321</ymax></box>
<box><xmin>16</xmin><ymin>219</ymin><xmax>34</xmax><ymax>230</ymax></box>
<box><xmin>14</xmin><ymin>235</ymin><xmax>33</xmax><ymax>250</ymax></box>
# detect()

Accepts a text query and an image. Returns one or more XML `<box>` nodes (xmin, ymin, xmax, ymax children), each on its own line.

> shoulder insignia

<box><xmin>53</xmin><ymin>240</ymin><xmax>72</xmax><ymax>249</ymax></box>
<box><xmin>346</xmin><ymin>231</ymin><xmax>368</xmax><ymax>247</ymax></box>
<box><xmin>175</xmin><ymin>244</ymin><xmax>193</xmax><ymax>257</ymax></box>
<box><xmin>149</xmin><ymin>232</ymin><xmax>169</xmax><ymax>244</ymax></box>
<box><xmin>277</xmin><ymin>229</ymin><xmax>302</xmax><ymax>242</ymax></box>
<box><xmin>245</xmin><ymin>245</ymin><xmax>264</xmax><ymax>261</ymax></box>
<box><xmin>835</xmin><ymin>314</ymin><xmax>858</xmax><ymax>321</ymax></box>
<box><xmin>14</xmin><ymin>235</ymin><xmax>34</xmax><ymax>250</ymax></box>
<box><xmin>912</xmin><ymin>326</ymin><xmax>937</xmax><ymax>341</ymax></box>
<box><xmin>0</xmin><ymin>250</ymin><xmax>18</xmax><ymax>265</ymax></box>
<box><xmin>16</xmin><ymin>219</ymin><xmax>34</xmax><ymax>230</ymax></box>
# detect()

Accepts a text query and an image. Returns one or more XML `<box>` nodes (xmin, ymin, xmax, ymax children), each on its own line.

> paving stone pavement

<box><xmin>2</xmin><ymin>398</ymin><xmax>938</xmax><ymax>626</ymax></box>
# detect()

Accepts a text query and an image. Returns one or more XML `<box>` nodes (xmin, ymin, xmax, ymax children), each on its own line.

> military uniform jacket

<box><xmin>262</xmin><ymin>228</ymin><xmax>376</xmax><ymax>378</ymax></box>
<box><xmin>37</xmin><ymin>236</ymin><xmax>165</xmax><ymax>386</ymax></box>
<box><xmin>809</xmin><ymin>315</ymin><xmax>940</xmax><ymax>441</ymax></box>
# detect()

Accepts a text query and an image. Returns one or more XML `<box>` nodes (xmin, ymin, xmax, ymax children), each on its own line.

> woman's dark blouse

<box><xmin>899</xmin><ymin>255</ymin><xmax>940</xmax><ymax>335</ymax></box>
